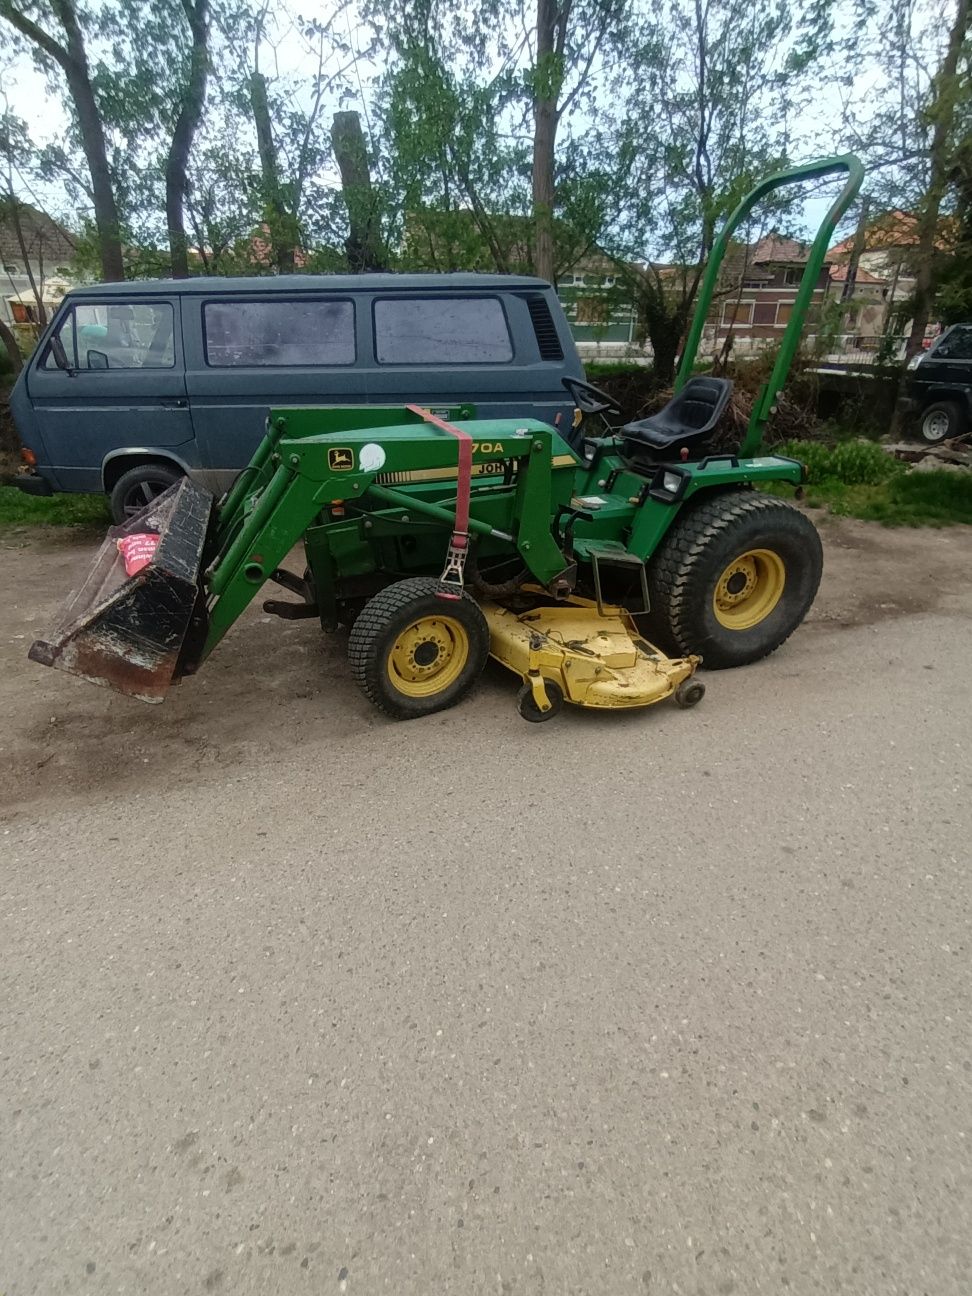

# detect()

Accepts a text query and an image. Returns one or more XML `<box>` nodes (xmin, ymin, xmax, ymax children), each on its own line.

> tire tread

<box><xmin>649</xmin><ymin>489</ymin><xmax>822</xmax><ymax>667</ymax></box>
<box><xmin>348</xmin><ymin>577</ymin><xmax>488</xmax><ymax>718</ymax></box>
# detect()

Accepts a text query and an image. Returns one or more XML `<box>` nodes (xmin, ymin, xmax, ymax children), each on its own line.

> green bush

<box><xmin>781</xmin><ymin>438</ymin><xmax>901</xmax><ymax>486</ymax></box>
<box><xmin>586</xmin><ymin>360</ymin><xmax>655</xmax><ymax>379</ymax></box>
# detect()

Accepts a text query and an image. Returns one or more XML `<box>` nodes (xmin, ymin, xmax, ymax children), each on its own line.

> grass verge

<box><xmin>0</xmin><ymin>484</ymin><xmax>110</xmax><ymax>529</ymax></box>
<box><xmin>767</xmin><ymin>439</ymin><xmax>972</xmax><ymax>526</ymax></box>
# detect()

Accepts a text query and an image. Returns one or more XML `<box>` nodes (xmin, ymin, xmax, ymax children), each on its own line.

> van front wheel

<box><xmin>109</xmin><ymin>463</ymin><xmax>184</xmax><ymax>524</ymax></box>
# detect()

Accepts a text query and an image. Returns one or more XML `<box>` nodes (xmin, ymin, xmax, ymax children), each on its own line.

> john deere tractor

<box><xmin>30</xmin><ymin>156</ymin><xmax>863</xmax><ymax>722</ymax></box>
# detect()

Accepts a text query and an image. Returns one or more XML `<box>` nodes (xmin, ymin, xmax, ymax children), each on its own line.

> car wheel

<box><xmin>919</xmin><ymin>401</ymin><xmax>965</xmax><ymax>445</ymax></box>
<box><xmin>109</xmin><ymin>463</ymin><xmax>184</xmax><ymax>525</ymax></box>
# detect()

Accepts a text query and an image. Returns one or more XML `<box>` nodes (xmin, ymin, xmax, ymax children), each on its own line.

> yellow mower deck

<box><xmin>480</xmin><ymin>596</ymin><xmax>700</xmax><ymax>716</ymax></box>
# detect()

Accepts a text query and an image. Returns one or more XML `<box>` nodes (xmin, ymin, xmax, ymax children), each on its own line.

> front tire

<box><xmin>348</xmin><ymin>577</ymin><xmax>490</xmax><ymax>719</ymax></box>
<box><xmin>109</xmin><ymin>462</ymin><xmax>183</xmax><ymax>525</ymax></box>
<box><xmin>647</xmin><ymin>490</ymin><xmax>823</xmax><ymax>669</ymax></box>
<box><xmin>919</xmin><ymin>400</ymin><xmax>965</xmax><ymax>444</ymax></box>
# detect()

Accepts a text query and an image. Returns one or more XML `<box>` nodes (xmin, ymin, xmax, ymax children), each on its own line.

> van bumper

<box><xmin>12</xmin><ymin>472</ymin><xmax>55</xmax><ymax>497</ymax></box>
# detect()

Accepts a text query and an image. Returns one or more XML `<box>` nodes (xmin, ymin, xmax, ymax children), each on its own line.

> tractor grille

<box><xmin>526</xmin><ymin>294</ymin><xmax>564</xmax><ymax>361</ymax></box>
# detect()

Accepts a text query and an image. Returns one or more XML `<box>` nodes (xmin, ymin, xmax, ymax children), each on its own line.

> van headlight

<box><xmin>906</xmin><ymin>353</ymin><xmax>924</xmax><ymax>370</ymax></box>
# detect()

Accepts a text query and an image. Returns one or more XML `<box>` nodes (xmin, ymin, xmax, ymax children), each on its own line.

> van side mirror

<box><xmin>86</xmin><ymin>349</ymin><xmax>109</xmax><ymax>369</ymax></box>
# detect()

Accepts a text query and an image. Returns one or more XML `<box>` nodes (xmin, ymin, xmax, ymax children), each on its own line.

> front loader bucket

<box><xmin>29</xmin><ymin>477</ymin><xmax>214</xmax><ymax>703</ymax></box>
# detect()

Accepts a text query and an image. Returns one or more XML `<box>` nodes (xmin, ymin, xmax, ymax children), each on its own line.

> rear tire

<box><xmin>348</xmin><ymin>577</ymin><xmax>490</xmax><ymax>719</ymax></box>
<box><xmin>919</xmin><ymin>400</ymin><xmax>965</xmax><ymax>444</ymax></box>
<box><xmin>647</xmin><ymin>489</ymin><xmax>823</xmax><ymax>669</ymax></box>
<box><xmin>109</xmin><ymin>463</ymin><xmax>183</xmax><ymax>525</ymax></box>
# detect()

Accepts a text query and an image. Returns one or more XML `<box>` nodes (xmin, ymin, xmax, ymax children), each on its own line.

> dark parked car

<box><xmin>10</xmin><ymin>274</ymin><xmax>584</xmax><ymax>522</ymax></box>
<box><xmin>900</xmin><ymin>322</ymin><xmax>972</xmax><ymax>443</ymax></box>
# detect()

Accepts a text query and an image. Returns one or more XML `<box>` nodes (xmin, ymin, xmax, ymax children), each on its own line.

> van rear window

<box><xmin>374</xmin><ymin>297</ymin><xmax>512</xmax><ymax>364</ymax></box>
<box><xmin>203</xmin><ymin>299</ymin><xmax>355</xmax><ymax>366</ymax></box>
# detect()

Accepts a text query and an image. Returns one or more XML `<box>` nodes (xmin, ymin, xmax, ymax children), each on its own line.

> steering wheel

<box><xmin>562</xmin><ymin>375</ymin><xmax>621</xmax><ymax>417</ymax></box>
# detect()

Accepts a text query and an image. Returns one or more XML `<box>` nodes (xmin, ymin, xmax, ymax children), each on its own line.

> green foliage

<box><xmin>594</xmin><ymin>0</ymin><xmax>829</xmax><ymax>381</ymax></box>
<box><xmin>586</xmin><ymin>360</ymin><xmax>655</xmax><ymax>379</ymax></box>
<box><xmin>0</xmin><ymin>486</ymin><xmax>111</xmax><ymax>528</ymax></box>
<box><xmin>781</xmin><ymin>438</ymin><xmax>902</xmax><ymax>485</ymax></box>
<box><xmin>766</xmin><ymin>470</ymin><xmax>972</xmax><ymax>526</ymax></box>
<box><xmin>0</xmin><ymin>341</ymin><xmax>15</xmax><ymax>375</ymax></box>
<box><xmin>884</xmin><ymin>470</ymin><xmax>972</xmax><ymax>524</ymax></box>
<box><xmin>772</xmin><ymin>437</ymin><xmax>972</xmax><ymax>526</ymax></box>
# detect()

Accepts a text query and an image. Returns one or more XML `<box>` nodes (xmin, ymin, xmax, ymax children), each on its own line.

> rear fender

<box><xmin>626</xmin><ymin>457</ymin><xmax>804</xmax><ymax>561</ymax></box>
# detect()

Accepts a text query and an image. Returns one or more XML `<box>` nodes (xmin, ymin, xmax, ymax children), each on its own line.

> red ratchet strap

<box><xmin>407</xmin><ymin>404</ymin><xmax>472</xmax><ymax>600</ymax></box>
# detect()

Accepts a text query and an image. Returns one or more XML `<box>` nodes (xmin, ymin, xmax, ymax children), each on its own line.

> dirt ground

<box><xmin>2</xmin><ymin>507</ymin><xmax>972</xmax><ymax>819</ymax></box>
<box><xmin>3</xmin><ymin>510</ymin><xmax>972</xmax><ymax>1295</ymax></box>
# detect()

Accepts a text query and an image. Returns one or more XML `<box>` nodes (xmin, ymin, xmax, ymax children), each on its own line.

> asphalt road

<box><xmin>1</xmin><ymin>514</ymin><xmax>971</xmax><ymax>1295</ymax></box>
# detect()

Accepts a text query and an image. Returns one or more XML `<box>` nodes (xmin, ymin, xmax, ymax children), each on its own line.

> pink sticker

<box><xmin>117</xmin><ymin>533</ymin><xmax>160</xmax><ymax>577</ymax></box>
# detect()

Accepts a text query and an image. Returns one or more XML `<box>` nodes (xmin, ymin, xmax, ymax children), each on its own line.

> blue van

<box><xmin>11</xmin><ymin>273</ymin><xmax>584</xmax><ymax>522</ymax></box>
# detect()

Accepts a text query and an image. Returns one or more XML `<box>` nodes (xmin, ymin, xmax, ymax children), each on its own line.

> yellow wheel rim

<box><xmin>713</xmin><ymin>548</ymin><xmax>786</xmax><ymax>630</ymax></box>
<box><xmin>387</xmin><ymin>614</ymin><xmax>470</xmax><ymax>697</ymax></box>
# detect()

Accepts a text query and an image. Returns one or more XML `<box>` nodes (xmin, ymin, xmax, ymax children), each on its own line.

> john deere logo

<box><xmin>328</xmin><ymin>447</ymin><xmax>354</xmax><ymax>471</ymax></box>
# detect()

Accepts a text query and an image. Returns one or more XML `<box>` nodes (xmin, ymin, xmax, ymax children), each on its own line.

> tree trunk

<box><xmin>330</xmin><ymin>111</ymin><xmax>386</xmax><ymax>272</ymax></box>
<box><xmin>634</xmin><ymin>275</ymin><xmax>690</xmax><ymax>387</ymax></box>
<box><xmin>0</xmin><ymin>317</ymin><xmax>23</xmax><ymax>376</ymax></box>
<box><xmin>1</xmin><ymin>0</ymin><xmax>125</xmax><ymax>282</ymax></box>
<box><xmin>904</xmin><ymin>0</ymin><xmax>970</xmax><ymax>358</ymax></box>
<box><xmin>249</xmin><ymin>70</ymin><xmax>296</xmax><ymax>272</ymax></box>
<box><xmin>5</xmin><ymin>194</ymin><xmax>48</xmax><ymax>325</ymax></box>
<box><xmin>532</xmin><ymin>0</ymin><xmax>559</xmax><ymax>284</ymax></box>
<box><xmin>165</xmin><ymin>0</ymin><xmax>210</xmax><ymax>279</ymax></box>
<box><xmin>52</xmin><ymin>0</ymin><xmax>125</xmax><ymax>281</ymax></box>
<box><xmin>648</xmin><ymin>318</ymin><xmax>679</xmax><ymax>386</ymax></box>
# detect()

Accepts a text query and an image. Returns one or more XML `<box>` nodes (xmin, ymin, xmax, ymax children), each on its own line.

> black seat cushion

<box><xmin>622</xmin><ymin>376</ymin><xmax>733</xmax><ymax>452</ymax></box>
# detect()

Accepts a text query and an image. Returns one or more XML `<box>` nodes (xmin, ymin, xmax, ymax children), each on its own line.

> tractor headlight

<box><xmin>648</xmin><ymin>466</ymin><xmax>689</xmax><ymax>502</ymax></box>
<box><xmin>906</xmin><ymin>353</ymin><xmax>924</xmax><ymax>370</ymax></box>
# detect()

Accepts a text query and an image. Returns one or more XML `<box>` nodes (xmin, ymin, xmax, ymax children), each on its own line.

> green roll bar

<box><xmin>675</xmin><ymin>154</ymin><xmax>865</xmax><ymax>456</ymax></box>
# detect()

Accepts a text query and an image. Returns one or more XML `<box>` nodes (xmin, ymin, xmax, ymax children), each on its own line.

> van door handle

<box><xmin>161</xmin><ymin>398</ymin><xmax>188</xmax><ymax>408</ymax></box>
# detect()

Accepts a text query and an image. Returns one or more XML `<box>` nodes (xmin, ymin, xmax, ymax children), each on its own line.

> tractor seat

<box><xmin>621</xmin><ymin>376</ymin><xmax>733</xmax><ymax>454</ymax></box>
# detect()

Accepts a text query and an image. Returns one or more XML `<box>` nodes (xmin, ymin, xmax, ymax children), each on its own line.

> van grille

<box><xmin>526</xmin><ymin>294</ymin><xmax>563</xmax><ymax>361</ymax></box>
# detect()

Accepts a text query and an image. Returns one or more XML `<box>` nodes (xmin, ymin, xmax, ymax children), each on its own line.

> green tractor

<box><xmin>30</xmin><ymin>156</ymin><xmax>863</xmax><ymax>722</ymax></box>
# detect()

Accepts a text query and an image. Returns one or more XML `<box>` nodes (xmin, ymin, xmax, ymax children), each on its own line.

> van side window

<box><xmin>374</xmin><ymin>297</ymin><xmax>513</xmax><ymax>364</ymax></box>
<box><xmin>204</xmin><ymin>299</ymin><xmax>355</xmax><ymax>366</ymax></box>
<box><xmin>44</xmin><ymin>302</ymin><xmax>175</xmax><ymax>369</ymax></box>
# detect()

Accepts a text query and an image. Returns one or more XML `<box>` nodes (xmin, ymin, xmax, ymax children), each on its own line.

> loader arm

<box><xmin>27</xmin><ymin>407</ymin><xmax>580</xmax><ymax>702</ymax></box>
<box><xmin>199</xmin><ymin>416</ymin><xmax>576</xmax><ymax>662</ymax></box>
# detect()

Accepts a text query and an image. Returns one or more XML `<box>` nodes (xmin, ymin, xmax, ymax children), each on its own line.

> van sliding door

<box><xmin>183</xmin><ymin>294</ymin><xmax>367</xmax><ymax>492</ymax></box>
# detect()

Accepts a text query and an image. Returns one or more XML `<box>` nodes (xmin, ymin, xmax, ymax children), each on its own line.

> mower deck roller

<box><xmin>28</xmin><ymin>477</ymin><xmax>213</xmax><ymax>702</ymax></box>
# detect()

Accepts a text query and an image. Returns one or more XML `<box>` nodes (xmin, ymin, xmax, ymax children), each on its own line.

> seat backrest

<box><xmin>672</xmin><ymin>377</ymin><xmax>732</xmax><ymax>432</ymax></box>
